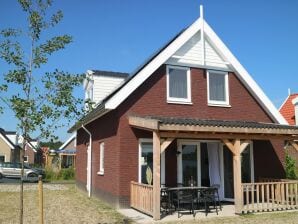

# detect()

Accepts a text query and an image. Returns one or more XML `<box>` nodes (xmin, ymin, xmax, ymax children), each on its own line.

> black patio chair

<box><xmin>210</xmin><ymin>184</ymin><xmax>222</xmax><ymax>211</ymax></box>
<box><xmin>172</xmin><ymin>189</ymin><xmax>196</xmax><ymax>218</ymax></box>
<box><xmin>198</xmin><ymin>188</ymin><xmax>219</xmax><ymax>216</ymax></box>
<box><xmin>160</xmin><ymin>188</ymin><xmax>172</xmax><ymax>215</ymax></box>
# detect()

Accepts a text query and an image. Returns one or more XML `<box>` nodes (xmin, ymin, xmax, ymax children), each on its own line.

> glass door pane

<box><xmin>140</xmin><ymin>142</ymin><xmax>153</xmax><ymax>184</ymax></box>
<box><xmin>241</xmin><ymin>146</ymin><xmax>251</xmax><ymax>183</ymax></box>
<box><xmin>223</xmin><ymin>146</ymin><xmax>234</xmax><ymax>198</ymax></box>
<box><xmin>200</xmin><ymin>143</ymin><xmax>210</xmax><ymax>187</ymax></box>
<box><xmin>182</xmin><ymin>144</ymin><xmax>197</xmax><ymax>186</ymax></box>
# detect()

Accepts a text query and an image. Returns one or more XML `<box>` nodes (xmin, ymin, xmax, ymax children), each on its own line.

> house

<box><xmin>0</xmin><ymin>128</ymin><xmax>20</xmax><ymax>163</ymax></box>
<box><xmin>24</xmin><ymin>140</ymin><xmax>39</xmax><ymax>165</ymax></box>
<box><xmin>69</xmin><ymin>8</ymin><xmax>298</xmax><ymax>220</ymax></box>
<box><xmin>58</xmin><ymin>134</ymin><xmax>77</xmax><ymax>169</ymax></box>
<box><xmin>17</xmin><ymin>135</ymin><xmax>40</xmax><ymax>165</ymax></box>
<box><xmin>279</xmin><ymin>93</ymin><xmax>298</xmax><ymax>163</ymax></box>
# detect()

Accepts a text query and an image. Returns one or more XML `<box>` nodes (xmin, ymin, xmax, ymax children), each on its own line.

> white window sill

<box><xmin>167</xmin><ymin>100</ymin><xmax>193</xmax><ymax>105</ymax></box>
<box><xmin>97</xmin><ymin>171</ymin><xmax>104</xmax><ymax>175</ymax></box>
<box><xmin>208</xmin><ymin>103</ymin><xmax>231</xmax><ymax>108</ymax></box>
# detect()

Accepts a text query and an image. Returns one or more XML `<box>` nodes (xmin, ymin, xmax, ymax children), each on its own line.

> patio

<box><xmin>128</xmin><ymin>116</ymin><xmax>298</xmax><ymax>220</ymax></box>
<box><xmin>119</xmin><ymin>203</ymin><xmax>236</xmax><ymax>223</ymax></box>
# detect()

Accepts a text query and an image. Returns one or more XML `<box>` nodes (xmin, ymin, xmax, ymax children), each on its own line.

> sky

<box><xmin>0</xmin><ymin>0</ymin><xmax>298</xmax><ymax>142</ymax></box>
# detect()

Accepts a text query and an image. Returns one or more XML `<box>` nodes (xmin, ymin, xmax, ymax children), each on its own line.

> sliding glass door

<box><xmin>177</xmin><ymin>141</ymin><xmax>201</xmax><ymax>186</ymax></box>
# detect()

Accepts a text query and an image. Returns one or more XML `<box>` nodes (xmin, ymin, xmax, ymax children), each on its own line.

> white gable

<box><xmin>92</xmin><ymin>75</ymin><xmax>125</xmax><ymax>104</ymax></box>
<box><xmin>100</xmin><ymin>17</ymin><xmax>287</xmax><ymax>125</ymax></box>
<box><xmin>167</xmin><ymin>31</ymin><xmax>228</xmax><ymax>69</ymax></box>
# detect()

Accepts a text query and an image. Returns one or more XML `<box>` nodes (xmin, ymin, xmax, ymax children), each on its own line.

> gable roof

<box><xmin>59</xmin><ymin>133</ymin><xmax>76</xmax><ymax>150</ymax></box>
<box><xmin>69</xmin><ymin>17</ymin><xmax>287</xmax><ymax>132</ymax></box>
<box><xmin>279</xmin><ymin>93</ymin><xmax>298</xmax><ymax>125</ymax></box>
<box><xmin>0</xmin><ymin>128</ymin><xmax>16</xmax><ymax>149</ymax></box>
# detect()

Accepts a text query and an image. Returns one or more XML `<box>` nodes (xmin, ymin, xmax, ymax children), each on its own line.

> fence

<box><xmin>242</xmin><ymin>180</ymin><xmax>298</xmax><ymax>213</ymax></box>
<box><xmin>130</xmin><ymin>181</ymin><xmax>153</xmax><ymax>216</ymax></box>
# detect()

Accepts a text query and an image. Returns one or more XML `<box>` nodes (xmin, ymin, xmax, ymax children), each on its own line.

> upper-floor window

<box><xmin>207</xmin><ymin>70</ymin><xmax>229</xmax><ymax>106</ymax></box>
<box><xmin>167</xmin><ymin>66</ymin><xmax>191</xmax><ymax>104</ymax></box>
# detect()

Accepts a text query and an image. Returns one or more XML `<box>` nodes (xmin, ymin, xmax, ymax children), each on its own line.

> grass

<box><xmin>1</xmin><ymin>183</ymin><xmax>297</xmax><ymax>224</ymax></box>
<box><xmin>0</xmin><ymin>184</ymin><xmax>129</xmax><ymax>224</ymax></box>
<box><xmin>163</xmin><ymin>212</ymin><xmax>298</xmax><ymax>224</ymax></box>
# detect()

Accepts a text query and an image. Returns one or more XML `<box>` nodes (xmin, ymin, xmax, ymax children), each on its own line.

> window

<box><xmin>24</xmin><ymin>156</ymin><xmax>28</xmax><ymax>163</ymax></box>
<box><xmin>207</xmin><ymin>70</ymin><xmax>229</xmax><ymax>106</ymax></box>
<box><xmin>0</xmin><ymin>155</ymin><xmax>5</xmax><ymax>163</ymax></box>
<box><xmin>98</xmin><ymin>142</ymin><xmax>104</xmax><ymax>175</ymax></box>
<box><xmin>167</xmin><ymin>66</ymin><xmax>191</xmax><ymax>103</ymax></box>
<box><xmin>139</xmin><ymin>140</ymin><xmax>153</xmax><ymax>184</ymax></box>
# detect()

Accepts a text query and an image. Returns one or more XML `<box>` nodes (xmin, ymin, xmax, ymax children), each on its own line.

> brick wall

<box><xmin>24</xmin><ymin>147</ymin><xmax>35</xmax><ymax>164</ymax></box>
<box><xmin>76</xmin><ymin>65</ymin><xmax>284</xmax><ymax>207</ymax></box>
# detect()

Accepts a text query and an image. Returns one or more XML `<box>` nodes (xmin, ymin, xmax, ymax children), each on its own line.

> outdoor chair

<box><xmin>172</xmin><ymin>189</ymin><xmax>196</xmax><ymax>218</ymax></box>
<box><xmin>210</xmin><ymin>184</ymin><xmax>222</xmax><ymax>211</ymax></box>
<box><xmin>160</xmin><ymin>188</ymin><xmax>173</xmax><ymax>215</ymax></box>
<box><xmin>197</xmin><ymin>188</ymin><xmax>219</xmax><ymax>216</ymax></box>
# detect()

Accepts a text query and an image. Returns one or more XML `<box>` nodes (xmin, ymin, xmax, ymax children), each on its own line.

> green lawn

<box><xmin>1</xmin><ymin>183</ymin><xmax>297</xmax><ymax>224</ymax></box>
<box><xmin>0</xmin><ymin>183</ymin><xmax>129</xmax><ymax>224</ymax></box>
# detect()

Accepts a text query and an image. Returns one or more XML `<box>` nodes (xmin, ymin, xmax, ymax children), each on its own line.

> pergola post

<box><xmin>153</xmin><ymin>131</ymin><xmax>161</xmax><ymax>220</ymax></box>
<box><xmin>223</xmin><ymin>138</ymin><xmax>244</xmax><ymax>214</ymax></box>
<box><xmin>233</xmin><ymin>139</ymin><xmax>242</xmax><ymax>214</ymax></box>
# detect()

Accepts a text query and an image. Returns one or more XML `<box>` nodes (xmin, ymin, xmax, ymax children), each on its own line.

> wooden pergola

<box><xmin>129</xmin><ymin>116</ymin><xmax>298</xmax><ymax>220</ymax></box>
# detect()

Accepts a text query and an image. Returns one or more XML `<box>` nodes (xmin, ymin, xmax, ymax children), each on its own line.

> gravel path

<box><xmin>0</xmin><ymin>183</ymin><xmax>68</xmax><ymax>192</ymax></box>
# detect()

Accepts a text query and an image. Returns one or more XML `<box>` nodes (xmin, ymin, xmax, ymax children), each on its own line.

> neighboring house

<box><xmin>0</xmin><ymin>128</ymin><xmax>20</xmax><ymax>163</ymax></box>
<box><xmin>18</xmin><ymin>135</ymin><xmax>40</xmax><ymax>165</ymax></box>
<box><xmin>24</xmin><ymin>140</ymin><xmax>39</xmax><ymax>165</ymax></box>
<box><xmin>69</xmin><ymin>12</ymin><xmax>298</xmax><ymax>220</ymax></box>
<box><xmin>58</xmin><ymin>134</ymin><xmax>77</xmax><ymax>168</ymax></box>
<box><xmin>279</xmin><ymin>93</ymin><xmax>298</xmax><ymax>163</ymax></box>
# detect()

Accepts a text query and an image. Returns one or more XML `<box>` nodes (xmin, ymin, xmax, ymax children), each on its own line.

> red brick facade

<box><xmin>76</xmin><ymin>65</ymin><xmax>285</xmax><ymax>207</ymax></box>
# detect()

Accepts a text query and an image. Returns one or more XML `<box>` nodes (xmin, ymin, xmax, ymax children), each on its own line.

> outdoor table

<box><xmin>163</xmin><ymin>186</ymin><xmax>208</xmax><ymax>217</ymax></box>
<box><xmin>161</xmin><ymin>186</ymin><xmax>219</xmax><ymax>217</ymax></box>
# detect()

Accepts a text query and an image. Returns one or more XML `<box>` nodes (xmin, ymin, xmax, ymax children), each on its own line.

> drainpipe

<box><xmin>82</xmin><ymin>125</ymin><xmax>92</xmax><ymax>198</ymax></box>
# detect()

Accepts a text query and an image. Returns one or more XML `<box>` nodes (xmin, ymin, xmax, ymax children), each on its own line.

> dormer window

<box><xmin>207</xmin><ymin>70</ymin><xmax>229</xmax><ymax>106</ymax></box>
<box><xmin>166</xmin><ymin>65</ymin><xmax>191</xmax><ymax>104</ymax></box>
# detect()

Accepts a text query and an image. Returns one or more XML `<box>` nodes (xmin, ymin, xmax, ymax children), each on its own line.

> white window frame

<box><xmin>24</xmin><ymin>156</ymin><xmax>29</xmax><ymax>163</ymax></box>
<box><xmin>207</xmin><ymin>70</ymin><xmax>230</xmax><ymax>106</ymax></box>
<box><xmin>138</xmin><ymin>138</ymin><xmax>165</xmax><ymax>185</ymax></box>
<box><xmin>166</xmin><ymin>65</ymin><xmax>191</xmax><ymax>104</ymax></box>
<box><xmin>177</xmin><ymin>140</ymin><xmax>201</xmax><ymax>187</ymax></box>
<box><xmin>97</xmin><ymin>142</ymin><xmax>104</xmax><ymax>175</ymax></box>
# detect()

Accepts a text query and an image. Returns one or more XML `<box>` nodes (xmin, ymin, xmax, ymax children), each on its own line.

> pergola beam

<box><xmin>160</xmin><ymin>131</ymin><xmax>296</xmax><ymax>141</ymax></box>
<box><xmin>161</xmin><ymin>138</ymin><xmax>174</xmax><ymax>153</ymax></box>
<box><xmin>289</xmin><ymin>140</ymin><xmax>298</xmax><ymax>152</ymax></box>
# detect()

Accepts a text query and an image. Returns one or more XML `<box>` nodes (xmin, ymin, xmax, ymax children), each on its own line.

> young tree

<box><xmin>0</xmin><ymin>1</ymin><xmax>84</xmax><ymax>223</ymax></box>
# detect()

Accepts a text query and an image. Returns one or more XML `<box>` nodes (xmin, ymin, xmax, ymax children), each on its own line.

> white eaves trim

<box><xmin>59</xmin><ymin>133</ymin><xmax>76</xmax><ymax>150</ymax></box>
<box><xmin>104</xmin><ymin>17</ymin><xmax>287</xmax><ymax>125</ymax></box>
<box><xmin>0</xmin><ymin>133</ymin><xmax>15</xmax><ymax>149</ymax></box>
<box><xmin>202</xmin><ymin>21</ymin><xmax>287</xmax><ymax>124</ymax></box>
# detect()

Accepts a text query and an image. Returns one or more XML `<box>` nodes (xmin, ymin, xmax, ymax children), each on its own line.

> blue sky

<box><xmin>0</xmin><ymin>0</ymin><xmax>298</xmax><ymax>142</ymax></box>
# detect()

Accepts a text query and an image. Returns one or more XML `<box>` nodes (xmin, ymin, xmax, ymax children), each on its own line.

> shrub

<box><xmin>45</xmin><ymin>167</ymin><xmax>75</xmax><ymax>181</ymax></box>
<box><xmin>45</xmin><ymin>167</ymin><xmax>58</xmax><ymax>181</ymax></box>
<box><xmin>59</xmin><ymin>167</ymin><xmax>75</xmax><ymax>180</ymax></box>
<box><xmin>285</xmin><ymin>153</ymin><xmax>297</xmax><ymax>179</ymax></box>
